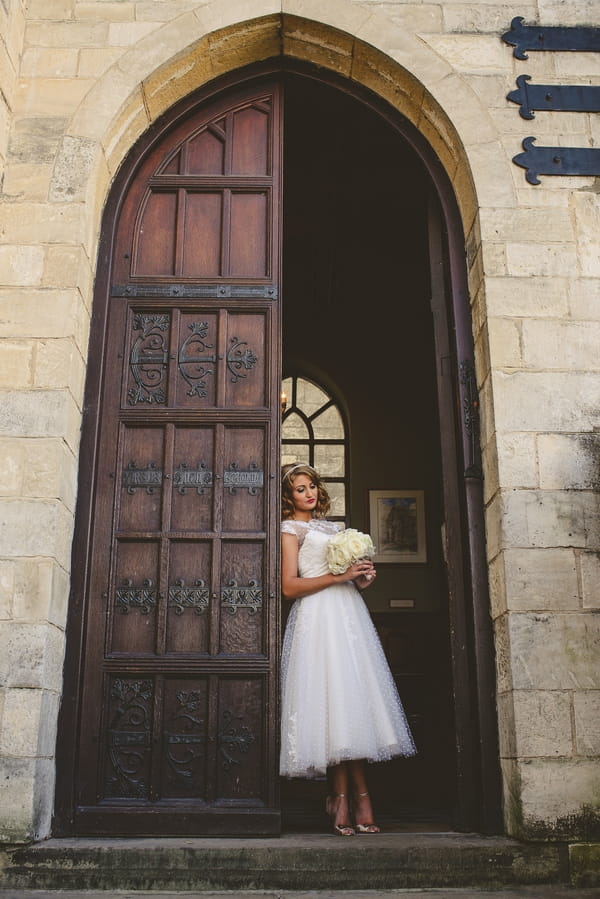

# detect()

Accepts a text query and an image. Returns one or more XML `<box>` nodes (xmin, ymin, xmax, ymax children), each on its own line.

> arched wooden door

<box><xmin>59</xmin><ymin>79</ymin><xmax>283</xmax><ymax>835</ymax></box>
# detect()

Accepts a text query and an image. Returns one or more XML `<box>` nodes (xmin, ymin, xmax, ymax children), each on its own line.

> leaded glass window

<box><xmin>281</xmin><ymin>376</ymin><xmax>347</xmax><ymax>519</ymax></box>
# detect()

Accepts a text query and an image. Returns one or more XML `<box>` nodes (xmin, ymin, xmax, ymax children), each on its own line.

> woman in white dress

<box><xmin>280</xmin><ymin>462</ymin><xmax>416</xmax><ymax>835</ymax></box>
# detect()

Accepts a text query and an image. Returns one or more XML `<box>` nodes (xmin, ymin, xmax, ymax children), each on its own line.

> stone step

<box><xmin>0</xmin><ymin>832</ymin><xmax>570</xmax><ymax>892</ymax></box>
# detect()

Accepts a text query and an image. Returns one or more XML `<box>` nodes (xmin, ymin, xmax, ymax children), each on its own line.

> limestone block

<box><xmin>0</xmin><ymin>621</ymin><xmax>65</xmax><ymax>692</ymax></box>
<box><xmin>283</xmin><ymin>15</ymin><xmax>354</xmax><ymax>77</ymax></box>
<box><xmin>523</xmin><ymin>321</ymin><xmax>600</xmax><ymax>372</ymax></box>
<box><xmin>493</xmin><ymin>610</ymin><xmax>511</xmax><ymax>694</ymax></box>
<box><xmin>580</xmin><ymin>552</ymin><xmax>600</xmax><ymax>611</ymax></box>
<box><xmin>0</xmin><ymin>389</ymin><xmax>80</xmax><ymax>446</ymax></box>
<box><xmin>0</xmin><ymin>438</ymin><xmax>25</xmax><ymax>496</ymax></box>
<box><xmin>501</xmin><ymin>487</ymin><xmax>600</xmax><ymax>551</ymax></box>
<box><xmin>2</xmin><ymin>557</ymin><xmax>69</xmax><ymax>627</ymax></box>
<box><xmin>495</xmin><ymin>432</ymin><xmax>538</xmax><ymax>489</ymax></box>
<box><xmin>511</xmin><ymin>689</ymin><xmax>573</xmax><ymax>758</ymax></box>
<box><xmin>499</xmin><ymin>756</ymin><xmax>522</xmax><ymax>836</ymax></box>
<box><xmin>487</xmin><ymin>317</ymin><xmax>522</xmax><ymax>369</ymax></box>
<box><xmin>574</xmin><ymin>691</ymin><xmax>600</xmax><ymax>756</ymax></box>
<box><xmin>49</xmin><ymin>135</ymin><xmax>99</xmax><ymax>203</ymax></box>
<box><xmin>422</xmin><ymin>34</ymin><xmax>517</xmax><ymax>73</ymax></box>
<box><xmin>541</xmin><ymin>1</ymin><xmax>600</xmax><ymax>28</ymax></box>
<box><xmin>103</xmin><ymin>87</ymin><xmax>149</xmax><ymax>175</ymax></box>
<box><xmin>0</xmin><ymin>687</ymin><xmax>43</xmax><ymax>757</ymax></box>
<box><xmin>0</xmin><ymin>559</ymin><xmax>15</xmax><ymax>619</ymax></box>
<box><xmin>487</xmin><ymin>547</ymin><xmax>506</xmax><ymax>619</ymax></box>
<box><xmin>136</xmin><ymin>0</ymin><xmax>204</xmax><ymax>22</ymax></box>
<box><xmin>41</xmin><ymin>245</ymin><xmax>87</xmax><ymax>288</ymax></box>
<box><xmin>70</xmin><ymin>64</ymin><xmax>149</xmax><ymax>142</ymax></box>
<box><xmin>0</xmin><ymin>757</ymin><xmax>35</xmax><ymax>843</ymax></box>
<box><xmin>569</xmin><ymin>843</ymin><xmax>600</xmax><ymax>889</ymax></box>
<box><xmin>0</xmin><ymin>34</ymin><xmax>18</xmax><ymax>111</ymax></box>
<box><xmin>505</xmin><ymin>242</ymin><xmax>578</xmax><ymax>279</ymax></box>
<box><xmin>284</xmin><ymin>1</ymin><xmax>372</xmax><ymax>42</ymax></box>
<box><xmin>481</xmin><ymin>242</ymin><xmax>507</xmax><ymax>277</ymax></box>
<box><xmin>484</xmin><ymin>276</ymin><xmax>570</xmax><ymax>319</ymax></box>
<box><xmin>538</xmin><ymin>433</ymin><xmax>600</xmax><ymax>491</ymax></box>
<box><xmin>20</xmin><ymin>47</ymin><xmax>79</xmax><ymax>78</ymax></box>
<box><xmin>108</xmin><ymin>22</ymin><xmax>159</xmax><ymax>47</ymax></box>
<box><xmin>209</xmin><ymin>14</ymin><xmax>282</xmax><ymax>79</ymax></box>
<box><xmin>496</xmin><ymin>689</ymin><xmax>517</xmax><ymax>758</ymax></box>
<box><xmin>568</xmin><ymin>278</ymin><xmax>600</xmax><ymax>322</ymax></box>
<box><xmin>34</xmin><ymin>338</ymin><xmax>85</xmax><ymax>403</ymax></box>
<box><xmin>2</xmin><ymin>162</ymin><xmax>53</xmax><ymax>201</ymax></box>
<box><xmin>0</xmin><ymin>498</ymin><xmax>75</xmax><ymax>569</ymax></box>
<box><xmin>0</xmin><ymin>245</ymin><xmax>44</xmax><ymax>286</ymax></box>
<box><xmin>443</xmin><ymin>4</ymin><xmax>537</xmax><ymax>34</ymax></box>
<box><xmin>0</xmin><ymin>289</ymin><xmax>83</xmax><ymax>341</ymax></box>
<box><xmin>25</xmin><ymin>0</ymin><xmax>75</xmax><ymax>19</ymax></box>
<box><xmin>30</xmin><ymin>757</ymin><xmax>55</xmax><ymax>841</ymax></box>
<box><xmin>0</xmin><ymin>341</ymin><xmax>34</xmax><ymax>389</ymax></box>
<box><xmin>16</xmin><ymin>77</ymin><xmax>96</xmax><ymax>118</ymax></box>
<box><xmin>492</xmin><ymin>371</ymin><xmax>600</xmax><ymax>432</ymax></box>
<box><xmin>502</xmin><ymin>548</ymin><xmax>579</xmax><ymax>612</ymax></box>
<box><xmin>481</xmin><ymin>433</ymin><xmax>499</xmax><ymax>507</ymax></box>
<box><xmin>479</xmin><ymin>208</ymin><xmax>574</xmax><ymax>244</ymax></box>
<box><xmin>78</xmin><ymin>48</ymin><xmax>122</xmax><ymax>78</ymax></box>
<box><xmin>22</xmin><ymin>437</ymin><xmax>77</xmax><ymax>511</ymax></box>
<box><xmin>371</xmin><ymin>3</ymin><xmax>443</xmax><ymax>33</ymax></box>
<box><xmin>572</xmin><ymin>193</ymin><xmax>600</xmax><ymax>278</ymax></box>
<box><xmin>515</xmin><ymin>187</ymin><xmax>570</xmax><ymax>209</ymax></box>
<box><xmin>0</xmin><ymin>202</ymin><xmax>83</xmax><ymax>246</ymax></box>
<box><xmin>518</xmin><ymin>758</ymin><xmax>600</xmax><ymax>840</ymax></box>
<box><xmin>7</xmin><ymin>116</ymin><xmax>67</xmax><ymax>165</ymax></box>
<box><xmin>76</xmin><ymin>2</ymin><xmax>135</xmax><ymax>22</ymax></box>
<box><xmin>508</xmin><ymin>611</ymin><xmax>600</xmax><ymax>690</ymax></box>
<box><xmin>24</xmin><ymin>21</ymin><xmax>108</xmax><ymax>50</ymax></box>
<box><xmin>477</xmin><ymin>371</ymin><xmax>495</xmax><ymax>452</ymax></box>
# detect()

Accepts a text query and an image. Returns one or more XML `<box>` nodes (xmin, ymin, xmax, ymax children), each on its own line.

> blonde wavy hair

<box><xmin>281</xmin><ymin>463</ymin><xmax>331</xmax><ymax>520</ymax></box>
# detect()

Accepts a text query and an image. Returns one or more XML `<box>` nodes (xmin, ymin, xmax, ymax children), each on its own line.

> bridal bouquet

<box><xmin>326</xmin><ymin>528</ymin><xmax>375</xmax><ymax>575</ymax></box>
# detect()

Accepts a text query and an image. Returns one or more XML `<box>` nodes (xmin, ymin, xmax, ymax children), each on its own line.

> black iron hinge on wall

<box><xmin>502</xmin><ymin>17</ymin><xmax>600</xmax><ymax>183</ymax></box>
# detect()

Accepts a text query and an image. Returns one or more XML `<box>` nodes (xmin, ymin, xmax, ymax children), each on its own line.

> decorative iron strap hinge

<box><xmin>502</xmin><ymin>16</ymin><xmax>600</xmax><ymax>59</ymax></box>
<box><xmin>513</xmin><ymin>138</ymin><xmax>600</xmax><ymax>185</ymax></box>
<box><xmin>508</xmin><ymin>75</ymin><xmax>600</xmax><ymax>119</ymax></box>
<box><xmin>112</xmin><ymin>283</ymin><xmax>278</xmax><ymax>299</ymax></box>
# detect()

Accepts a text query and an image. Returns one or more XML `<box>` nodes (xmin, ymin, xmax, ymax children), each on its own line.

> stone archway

<box><xmin>52</xmin><ymin>11</ymin><xmax>505</xmax><ymax>837</ymax></box>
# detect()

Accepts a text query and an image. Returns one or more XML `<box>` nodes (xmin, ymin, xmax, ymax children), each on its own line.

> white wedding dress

<box><xmin>280</xmin><ymin>518</ymin><xmax>417</xmax><ymax>778</ymax></box>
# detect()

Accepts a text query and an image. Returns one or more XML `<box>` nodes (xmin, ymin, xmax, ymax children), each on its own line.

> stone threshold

<box><xmin>1</xmin><ymin>831</ymin><xmax>590</xmax><ymax>892</ymax></box>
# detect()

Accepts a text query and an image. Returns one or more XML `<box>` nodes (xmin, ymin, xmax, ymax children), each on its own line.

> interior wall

<box><xmin>283</xmin><ymin>75</ymin><xmax>445</xmax><ymax>617</ymax></box>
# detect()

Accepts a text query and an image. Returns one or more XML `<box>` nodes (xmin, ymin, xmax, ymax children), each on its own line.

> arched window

<box><xmin>281</xmin><ymin>376</ymin><xmax>347</xmax><ymax>520</ymax></box>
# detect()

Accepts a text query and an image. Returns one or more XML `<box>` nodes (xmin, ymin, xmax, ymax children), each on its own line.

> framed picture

<box><xmin>368</xmin><ymin>490</ymin><xmax>427</xmax><ymax>564</ymax></box>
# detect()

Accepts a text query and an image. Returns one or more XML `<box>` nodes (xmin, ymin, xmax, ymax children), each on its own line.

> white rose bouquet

<box><xmin>326</xmin><ymin>528</ymin><xmax>375</xmax><ymax>575</ymax></box>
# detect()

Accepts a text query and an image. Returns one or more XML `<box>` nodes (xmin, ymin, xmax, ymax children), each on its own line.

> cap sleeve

<box><xmin>281</xmin><ymin>519</ymin><xmax>308</xmax><ymax>547</ymax></box>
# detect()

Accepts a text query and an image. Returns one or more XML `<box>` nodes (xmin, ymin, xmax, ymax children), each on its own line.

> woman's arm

<box><xmin>281</xmin><ymin>532</ymin><xmax>374</xmax><ymax>600</ymax></box>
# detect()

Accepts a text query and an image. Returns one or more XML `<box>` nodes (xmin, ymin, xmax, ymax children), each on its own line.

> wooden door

<box><xmin>68</xmin><ymin>80</ymin><xmax>282</xmax><ymax>835</ymax></box>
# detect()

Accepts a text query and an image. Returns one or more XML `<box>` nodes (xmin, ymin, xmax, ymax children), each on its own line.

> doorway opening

<box><xmin>280</xmin><ymin>75</ymin><xmax>456</xmax><ymax>832</ymax></box>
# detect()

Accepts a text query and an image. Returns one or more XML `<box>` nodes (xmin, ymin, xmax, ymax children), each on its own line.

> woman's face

<box><xmin>290</xmin><ymin>473</ymin><xmax>318</xmax><ymax>516</ymax></box>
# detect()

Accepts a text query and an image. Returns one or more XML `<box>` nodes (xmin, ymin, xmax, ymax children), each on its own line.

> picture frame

<box><xmin>368</xmin><ymin>489</ymin><xmax>427</xmax><ymax>564</ymax></box>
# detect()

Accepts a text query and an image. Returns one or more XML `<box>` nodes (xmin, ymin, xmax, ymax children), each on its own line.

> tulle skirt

<box><xmin>280</xmin><ymin>581</ymin><xmax>416</xmax><ymax>778</ymax></box>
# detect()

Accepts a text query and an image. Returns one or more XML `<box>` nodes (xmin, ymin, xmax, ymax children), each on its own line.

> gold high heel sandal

<box><xmin>353</xmin><ymin>791</ymin><xmax>381</xmax><ymax>834</ymax></box>
<box><xmin>325</xmin><ymin>792</ymin><xmax>355</xmax><ymax>836</ymax></box>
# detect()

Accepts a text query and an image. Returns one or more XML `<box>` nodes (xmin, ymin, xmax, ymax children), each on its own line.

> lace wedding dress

<box><xmin>280</xmin><ymin>518</ymin><xmax>416</xmax><ymax>778</ymax></box>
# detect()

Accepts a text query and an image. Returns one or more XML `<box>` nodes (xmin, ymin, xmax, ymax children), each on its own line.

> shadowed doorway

<box><xmin>281</xmin><ymin>74</ymin><xmax>457</xmax><ymax>832</ymax></box>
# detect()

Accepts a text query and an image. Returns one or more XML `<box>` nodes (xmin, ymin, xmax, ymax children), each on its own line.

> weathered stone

<box><xmin>0</xmin><ymin>341</ymin><xmax>34</xmax><ymax>389</ymax></box>
<box><xmin>502</xmin><ymin>547</ymin><xmax>579</xmax><ymax>612</ymax></box>
<box><xmin>7</xmin><ymin>117</ymin><xmax>66</xmax><ymax>165</ymax></box>
<box><xmin>0</xmin><ymin>202</ymin><xmax>83</xmax><ymax>245</ymax></box>
<box><xmin>493</xmin><ymin>371</ymin><xmax>600</xmax><ymax>432</ymax></box>
<box><xmin>0</xmin><ymin>389</ymin><xmax>80</xmax><ymax>446</ymax></box>
<box><xmin>518</xmin><ymin>757</ymin><xmax>600</xmax><ymax>840</ymax></box>
<box><xmin>49</xmin><ymin>134</ymin><xmax>98</xmax><ymax>202</ymax></box>
<box><xmin>0</xmin><ymin>622</ymin><xmax>65</xmax><ymax>692</ymax></box>
<box><xmin>523</xmin><ymin>321</ymin><xmax>600</xmax><ymax>372</ymax></box>
<box><xmin>574</xmin><ymin>691</ymin><xmax>600</xmax><ymax>756</ymax></box>
<box><xmin>0</xmin><ymin>687</ymin><xmax>43</xmax><ymax>756</ymax></box>
<box><xmin>538</xmin><ymin>433</ymin><xmax>600</xmax><ymax>491</ymax></box>
<box><xmin>0</xmin><ymin>497</ymin><xmax>74</xmax><ymax>568</ymax></box>
<box><xmin>495</xmin><ymin>433</ymin><xmax>538</xmax><ymax>489</ymax></box>
<box><xmin>0</xmin><ymin>756</ymin><xmax>35</xmax><ymax>843</ymax></box>
<box><xmin>0</xmin><ymin>245</ymin><xmax>44</xmax><ymax>286</ymax></box>
<box><xmin>511</xmin><ymin>690</ymin><xmax>573</xmax><ymax>759</ymax></box>
<box><xmin>508</xmin><ymin>611</ymin><xmax>600</xmax><ymax>690</ymax></box>
<box><xmin>580</xmin><ymin>551</ymin><xmax>600</xmax><ymax>611</ymax></box>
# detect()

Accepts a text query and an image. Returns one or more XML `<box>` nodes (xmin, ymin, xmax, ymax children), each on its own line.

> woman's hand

<box><xmin>341</xmin><ymin>559</ymin><xmax>376</xmax><ymax>589</ymax></box>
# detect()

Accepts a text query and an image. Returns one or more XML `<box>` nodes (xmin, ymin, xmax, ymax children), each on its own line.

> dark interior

<box><xmin>281</xmin><ymin>74</ymin><xmax>457</xmax><ymax>831</ymax></box>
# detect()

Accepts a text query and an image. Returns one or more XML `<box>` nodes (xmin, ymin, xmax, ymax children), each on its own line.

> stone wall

<box><xmin>0</xmin><ymin>0</ymin><xmax>598</xmax><ymax>843</ymax></box>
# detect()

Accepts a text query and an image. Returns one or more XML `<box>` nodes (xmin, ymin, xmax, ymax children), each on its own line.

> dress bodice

<box><xmin>281</xmin><ymin>518</ymin><xmax>342</xmax><ymax>578</ymax></box>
